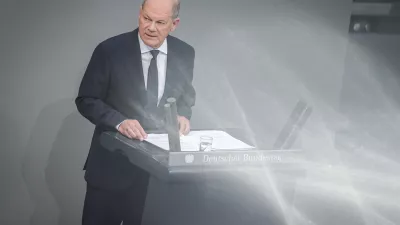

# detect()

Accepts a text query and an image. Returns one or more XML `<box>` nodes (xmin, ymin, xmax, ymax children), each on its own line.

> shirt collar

<box><xmin>138</xmin><ymin>33</ymin><xmax>168</xmax><ymax>55</ymax></box>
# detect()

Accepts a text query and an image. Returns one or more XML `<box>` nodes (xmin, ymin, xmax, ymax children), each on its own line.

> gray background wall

<box><xmin>3</xmin><ymin>0</ymin><xmax>399</xmax><ymax>225</ymax></box>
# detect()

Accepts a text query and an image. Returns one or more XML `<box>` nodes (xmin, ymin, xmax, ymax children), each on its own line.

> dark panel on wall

<box><xmin>350</xmin><ymin>1</ymin><xmax>400</xmax><ymax>34</ymax></box>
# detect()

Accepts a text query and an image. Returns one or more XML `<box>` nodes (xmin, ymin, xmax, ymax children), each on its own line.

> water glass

<box><xmin>199</xmin><ymin>136</ymin><xmax>213</xmax><ymax>151</ymax></box>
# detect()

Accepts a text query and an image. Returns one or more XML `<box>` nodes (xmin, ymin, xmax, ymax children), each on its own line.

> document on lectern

<box><xmin>145</xmin><ymin>130</ymin><xmax>255</xmax><ymax>151</ymax></box>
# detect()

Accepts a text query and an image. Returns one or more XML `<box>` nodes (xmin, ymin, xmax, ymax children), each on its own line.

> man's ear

<box><xmin>170</xmin><ymin>18</ymin><xmax>180</xmax><ymax>32</ymax></box>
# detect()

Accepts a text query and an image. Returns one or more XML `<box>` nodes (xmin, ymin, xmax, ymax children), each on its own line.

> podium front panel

<box><xmin>100</xmin><ymin>130</ymin><xmax>307</xmax><ymax>225</ymax></box>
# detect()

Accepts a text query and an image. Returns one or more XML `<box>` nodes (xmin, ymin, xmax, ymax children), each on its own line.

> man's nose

<box><xmin>149</xmin><ymin>21</ymin><xmax>156</xmax><ymax>31</ymax></box>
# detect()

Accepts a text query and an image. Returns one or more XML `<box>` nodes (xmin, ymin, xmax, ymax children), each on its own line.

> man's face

<box><xmin>138</xmin><ymin>0</ymin><xmax>180</xmax><ymax>49</ymax></box>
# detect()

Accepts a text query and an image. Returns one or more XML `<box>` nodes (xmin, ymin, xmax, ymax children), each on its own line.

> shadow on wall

<box><xmin>0</xmin><ymin>110</ymin><xmax>30</xmax><ymax>225</ymax></box>
<box><xmin>22</xmin><ymin>98</ymin><xmax>94</xmax><ymax>225</ymax></box>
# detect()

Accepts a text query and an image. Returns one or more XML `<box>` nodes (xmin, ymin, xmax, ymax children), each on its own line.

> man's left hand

<box><xmin>177</xmin><ymin>116</ymin><xmax>190</xmax><ymax>135</ymax></box>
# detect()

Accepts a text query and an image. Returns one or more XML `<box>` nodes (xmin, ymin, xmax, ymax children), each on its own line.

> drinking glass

<box><xmin>199</xmin><ymin>136</ymin><xmax>213</xmax><ymax>151</ymax></box>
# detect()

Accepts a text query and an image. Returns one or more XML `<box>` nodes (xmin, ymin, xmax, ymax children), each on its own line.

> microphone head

<box><xmin>167</xmin><ymin>97</ymin><xmax>176</xmax><ymax>104</ymax></box>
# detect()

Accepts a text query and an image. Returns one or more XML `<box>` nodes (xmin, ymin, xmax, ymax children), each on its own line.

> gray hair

<box><xmin>142</xmin><ymin>0</ymin><xmax>180</xmax><ymax>19</ymax></box>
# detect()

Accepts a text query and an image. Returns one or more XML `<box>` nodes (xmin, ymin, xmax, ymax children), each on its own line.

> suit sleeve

<box><xmin>75</xmin><ymin>43</ymin><xmax>127</xmax><ymax>129</ymax></box>
<box><xmin>177</xmin><ymin>47</ymin><xmax>196</xmax><ymax>120</ymax></box>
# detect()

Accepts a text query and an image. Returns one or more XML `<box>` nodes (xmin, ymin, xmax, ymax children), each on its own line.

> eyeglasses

<box><xmin>141</xmin><ymin>14</ymin><xmax>173</xmax><ymax>29</ymax></box>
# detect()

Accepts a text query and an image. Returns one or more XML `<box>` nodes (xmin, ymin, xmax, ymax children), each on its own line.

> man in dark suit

<box><xmin>75</xmin><ymin>0</ymin><xmax>195</xmax><ymax>224</ymax></box>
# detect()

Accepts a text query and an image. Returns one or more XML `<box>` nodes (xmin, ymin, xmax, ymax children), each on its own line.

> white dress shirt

<box><xmin>116</xmin><ymin>34</ymin><xmax>168</xmax><ymax>130</ymax></box>
<box><xmin>138</xmin><ymin>33</ymin><xmax>168</xmax><ymax>105</ymax></box>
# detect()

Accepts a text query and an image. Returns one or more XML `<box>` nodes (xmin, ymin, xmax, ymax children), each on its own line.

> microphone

<box><xmin>164</xmin><ymin>97</ymin><xmax>181</xmax><ymax>152</ymax></box>
<box><xmin>273</xmin><ymin>100</ymin><xmax>312</xmax><ymax>150</ymax></box>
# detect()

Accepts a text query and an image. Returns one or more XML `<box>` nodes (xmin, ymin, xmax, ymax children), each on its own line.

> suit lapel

<box><xmin>160</xmin><ymin>37</ymin><xmax>181</xmax><ymax>106</ymax></box>
<box><xmin>126</xmin><ymin>29</ymin><xmax>147</xmax><ymax>105</ymax></box>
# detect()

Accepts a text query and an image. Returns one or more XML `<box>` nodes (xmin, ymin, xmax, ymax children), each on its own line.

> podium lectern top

<box><xmin>100</xmin><ymin>130</ymin><xmax>306</xmax><ymax>183</ymax></box>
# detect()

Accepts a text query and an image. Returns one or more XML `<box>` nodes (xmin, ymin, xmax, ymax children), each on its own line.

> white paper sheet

<box><xmin>145</xmin><ymin>133</ymin><xmax>199</xmax><ymax>151</ymax></box>
<box><xmin>145</xmin><ymin>130</ymin><xmax>255</xmax><ymax>151</ymax></box>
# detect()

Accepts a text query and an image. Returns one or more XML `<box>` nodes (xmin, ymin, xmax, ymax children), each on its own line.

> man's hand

<box><xmin>118</xmin><ymin>119</ymin><xmax>147</xmax><ymax>141</ymax></box>
<box><xmin>177</xmin><ymin>116</ymin><xmax>190</xmax><ymax>135</ymax></box>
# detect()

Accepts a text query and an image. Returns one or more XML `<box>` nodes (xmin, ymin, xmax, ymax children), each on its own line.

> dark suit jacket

<box><xmin>75</xmin><ymin>28</ymin><xmax>196</xmax><ymax>190</ymax></box>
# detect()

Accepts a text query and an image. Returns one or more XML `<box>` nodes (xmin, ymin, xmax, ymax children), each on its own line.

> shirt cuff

<box><xmin>116</xmin><ymin>120</ymin><xmax>126</xmax><ymax>130</ymax></box>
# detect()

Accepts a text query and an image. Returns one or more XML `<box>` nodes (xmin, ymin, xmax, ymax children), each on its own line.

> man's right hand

<box><xmin>118</xmin><ymin>119</ymin><xmax>147</xmax><ymax>141</ymax></box>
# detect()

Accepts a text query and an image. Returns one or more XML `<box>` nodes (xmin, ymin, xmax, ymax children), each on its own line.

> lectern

<box><xmin>100</xmin><ymin>98</ymin><xmax>308</xmax><ymax>225</ymax></box>
<box><xmin>100</xmin><ymin>130</ymin><xmax>306</xmax><ymax>225</ymax></box>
